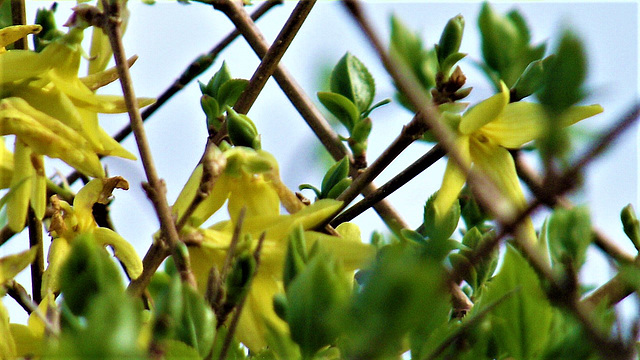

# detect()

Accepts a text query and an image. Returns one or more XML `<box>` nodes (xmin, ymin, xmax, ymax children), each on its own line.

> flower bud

<box><xmin>423</xmin><ymin>190</ymin><xmax>461</xmax><ymax>242</ymax></box>
<box><xmin>225</xmin><ymin>107</ymin><xmax>260</xmax><ymax>150</ymax></box>
<box><xmin>621</xmin><ymin>204</ymin><xmax>640</xmax><ymax>252</ymax></box>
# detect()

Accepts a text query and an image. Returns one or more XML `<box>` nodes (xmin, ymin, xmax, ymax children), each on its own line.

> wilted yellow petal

<box><xmin>0</xmin><ymin>247</ymin><xmax>38</xmax><ymax>284</ymax></box>
<box><xmin>432</xmin><ymin>136</ymin><xmax>471</xmax><ymax>219</ymax></box>
<box><xmin>470</xmin><ymin>138</ymin><xmax>537</xmax><ymax>244</ymax></box>
<box><xmin>7</xmin><ymin>140</ymin><xmax>34</xmax><ymax>232</ymax></box>
<box><xmin>479</xmin><ymin>103</ymin><xmax>604</xmax><ymax>149</ymax></box>
<box><xmin>0</xmin><ymin>25</ymin><xmax>42</xmax><ymax>50</ymax></box>
<box><xmin>73</xmin><ymin>177</ymin><xmax>129</xmax><ymax>229</ymax></box>
<box><xmin>459</xmin><ymin>81</ymin><xmax>509</xmax><ymax>135</ymax></box>
<box><xmin>93</xmin><ymin>227</ymin><xmax>142</xmax><ymax>280</ymax></box>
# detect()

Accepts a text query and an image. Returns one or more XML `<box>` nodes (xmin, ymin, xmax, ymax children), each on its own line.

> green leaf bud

<box><xmin>225</xmin><ymin>251</ymin><xmax>256</xmax><ymax>307</ymax></box>
<box><xmin>176</xmin><ymin>285</ymin><xmax>216</xmax><ymax>358</ymax></box>
<box><xmin>283</xmin><ymin>225</ymin><xmax>308</xmax><ymax>290</ymax></box>
<box><xmin>422</xmin><ymin>191</ymin><xmax>461</xmax><ymax>242</ymax></box>
<box><xmin>621</xmin><ymin>204</ymin><xmax>640</xmax><ymax>252</ymax></box>
<box><xmin>325</xmin><ymin>177</ymin><xmax>352</xmax><ymax>200</ymax></box>
<box><xmin>511</xmin><ymin>56</ymin><xmax>551</xmax><ymax>101</ymax></box>
<box><xmin>200</xmin><ymin>95</ymin><xmax>221</xmax><ymax>131</ymax></box>
<box><xmin>201</xmin><ymin>61</ymin><xmax>232</xmax><ymax>98</ymax></box>
<box><xmin>320</xmin><ymin>156</ymin><xmax>350</xmax><ymax>199</ymax></box>
<box><xmin>330</xmin><ymin>52</ymin><xmax>376</xmax><ymax>114</ymax></box>
<box><xmin>217</xmin><ymin>79</ymin><xmax>249</xmax><ymax>110</ymax></box>
<box><xmin>437</xmin><ymin>15</ymin><xmax>465</xmax><ymax>65</ymax></box>
<box><xmin>225</xmin><ymin>107</ymin><xmax>260</xmax><ymax>149</ymax></box>
<box><xmin>59</xmin><ymin>234</ymin><xmax>123</xmax><ymax>316</ymax></box>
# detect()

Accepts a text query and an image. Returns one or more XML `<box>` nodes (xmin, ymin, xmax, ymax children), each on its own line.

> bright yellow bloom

<box><xmin>432</xmin><ymin>81</ymin><xmax>603</xmax><ymax>243</ymax></box>
<box><xmin>0</xmin><ymin>24</ymin><xmax>154</xmax><ymax>231</ymax></box>
<box><xmin>174</xmin><ymin>147</ymin><xmax>374</xmax><ymax>352</ymax></box>
<box><xmin>44</xmin><ymin>177</ymin><xmax>143</xmax><ymax>296</ymax></box>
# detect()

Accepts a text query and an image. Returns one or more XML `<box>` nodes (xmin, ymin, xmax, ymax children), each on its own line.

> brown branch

<box><xmin>0</xmin><ymin>225</ymin><xmax>17</xmax><ymax>247</ymax></box>
<box><xmin>97</xmin><ymin>0</ymin><xmax>195</xmax><ymax>290</ymax></box>
<box><xmin>332</xmin><ymin>144</ymin><xmax>446</xmax><ymax>226</ymax></box>
<box><xmin>206</xmin><ymin>0</ymin><xmax>409</xmax><ymax>231</ymax></box>
<box><xmin>28</xmin><ymin>208</ymin><xmax>44</xmax><ymax>304</ymax></box>
<box><xmin>10</xmin><ymin>0</ymin><xmax>27</xmax><ymax>49</ymax></box>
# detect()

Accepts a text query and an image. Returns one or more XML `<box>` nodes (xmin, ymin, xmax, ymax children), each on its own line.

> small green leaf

<box><xmin>422</xmin><ymin>190</ymin><xmax>461</xmax><ymax>242</ymax></box>
<box><xmin>330</xmin><ymin>53</ymin><xmax>376</xmax><ymax>113</ymax></box>
<box><xmin>325</xmin><ymin>177</ymin><xmax>352</xmax><ymax>200</ymax></box>
<box><xmin>621</xmin><ymin>204</ymin><xmax>640</xmax><ymax>252</ymax></box>
<box><xmin>538</xmin><ymin>30</ymin><xmax>587</xmax><ymax>115</ymax></box>
<box><xmin>218</xmin><ymin>79</ymin><xmax>249</xmax><ymax>110</ymax></box>
<box><xmin>298</xmin><ymin>184</ymin><xmax>321</xmax><ymax>199</ymax></box>
<box><xmin>389</xmin><ymin>15</ymin><xmax>436</xmax><ymax>92</ymax></box>
<box><xmin>176</xmin><ymin>285</ymin><xmax>216</xmax><ymax>357</ymax></box>
<box><xmin>440</xmin><ymin>52</ymin><xmax>467</xmax><ymax>76</ymax></box>
<box><xmin>320</xmin><ymin>156</ymin><xmax>350</xmax><ymax>199</ymax></box>
<box><xmin>546</xmin><ymin>206</ymin><xmax>592</xmax><ymax>269</ymax></box>
<box><xmin>317</xmin><ymin>91</ymin><xmax>360</xmax><ymax>131</ymax></box>
<box><xmin>283</xmin><ymin>225</ymin><xmax>308</xmax><ymax>290</ymax></box>
<box><xmin>203</xmin><ymin>61</ymin><xmax>232</xmax><ymax>98</ymax></box>
<box><xmin>474</xmin><ymin>246</ymin><xmax>553</xmax><ymax>359</ymax></box>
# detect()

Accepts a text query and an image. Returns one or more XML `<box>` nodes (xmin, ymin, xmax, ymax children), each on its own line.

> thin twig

<box><xmin>10</xmin><ymin>0</ymin><xmax>27</xmax><ymax>49</ymax></box>
<box><xmin>6</xmin><ymin>280</ymin><xmax>59</xmax><ymax>336</ymax></box>
<box><xmin>28</xmin><ymin>208</ymin><xmax>44</xmax><ymax>304</ymax></box>
<box><xmin>97</xmin><ymin>0</ymin><xmax>195</xmax><ymax>288</ymax></box>
<box><xmin>332</xmin><ymin>144</ymin><xmax>445</xmax><ymax>226</ymax></box>
<box><xmin>207</xmin><ymin>0</ymin><xmax>409</xmax><ymax>231</ymax></box>
<box><xmin>65</xmin><ymin>0</ymin><xmax>282</xmax><ymax>186</ymax></box>
<box><xmin>217</xmin><ymin>232</ymin><xmax>266</xmax><ymax>360</ymax></box>
<box><xmin>336</xmin><ymin>113</ymin><xmax>430</xmax><ymax>207</ymax></box>
<box><xmin>513</xmin><ymin>151</ymin><xmax>636</xmax><ymax>264</ymax></box>
<box><xmin>0</xmin><ymin>225</ymin><xmax>17</xmax><ymax>247</ymax></box>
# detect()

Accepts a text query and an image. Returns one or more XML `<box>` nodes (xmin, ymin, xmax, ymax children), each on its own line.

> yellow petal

<box><xmin>459</xmin><ymin>81</ymin><xmax>509</xmax><ymax>135</ymax></box>
<box><xmin>306</xmin><ymin>223</ymin><xmax>374</xmax><ymax>271</ymax></box>
<box><xmin>81</xmin><ymin>55</ymin><xmax>138</xmax><ymax>90</ymax></box>
<box><xmin>10</xmin><ymin>323</ymin><xmax>43</xmax><ymax>358</ymax></box>
<box><xmin>0</xmin><ymin>137</ymin><xmax>13</xmax><ymax>189</ymax></box>
<box><xmin>30</xmin><ymin>154</ymin><xmax>46</xmax><ymax>220</ymax></box>
<box><xmin>0</xmin><ymin>50</ymin><xmax>50</xmax><ymax>84</ymax></box>
<box><xmin>95</xmin><ymin>126</ymin><xmax>137</xmax><ymax>160</ymax></box>
<box><xmin>93</xmin><ymin>227</ymin><xmax>143</xmax><ymax>280</ymax></box>
<box><xmin>227</xmin><ymin>175</ymin><xmax>280</xmax><ymax>222</ymax></box>
<box><xmin>470</xmin><ymin>138</ymin><xmax>537</xmax><ymax>244</ymax></box>
<box><xmin>236</xmin><ymin>275</ymin><xmax>287</xmax><ymax>352</ymax></box>
<box><xmin>0</xmin><ymin>247</ymin><xmax>38</xmax><ymax>285</ymax></box>
<box><xmin>0</xmin><ymin>301</ymin><xmax>17</xmax><ymax>358</ymax></box>
<box><xmin>479</xmin><ymin>103</ymin><xmax>604</xmax><ymax>149</ymax></box>
<box><xmin>27</xmin><ymin>292</ymin><xmax>55</xmax><ymax>337</ymax></box>
<box><xmin>42</xmin><ymin>237</ymin><xmax>71</xmax><ymax>294</ymax></box>
<box><xmin>7</xmin><ymin>140</ymin><xmax>33</xmax><ymax>232</ymax></box>
<box><xmin>432</xmin><ymin>136</ymin><xmax>471</xmax><ymax>219</ymax></box>
<box><xmin>0</xmin><ymin>25</ymin><xmax>41</xmax><ymax>49</ymax></box>
<box><xmin>73</xmin><ymin>177</ymin><xmax>129</xmax><ymax>229</ymax></box>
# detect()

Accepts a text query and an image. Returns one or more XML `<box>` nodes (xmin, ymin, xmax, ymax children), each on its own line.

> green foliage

<box><xmin>299</xmin><ymin>156</ymin><xmax>351</xmax><ymax>200</ymax></box>
<box><xmin>474</xmin><ymin>246</ymin><xmax>553</xmax><ymax>359</ymax></box>
<box><xmin>449</xmin><ymin>227</ymin><xmax>498</xmax><ymax>295</ymax></box>
<box><xmin>422</xmin><ymin>190</ymin><xmax>461</xmax><ymax>242</ymax></box>
<box><xmin>330</xmin><ymin>52</ymin><xmax>375</xmax><ymax>114</ymax></box>
<box><xmin>33</xmin><ymin>4</ymin><xmax>64</xmax><ymax>52</ymax></box>
<box><xmin>199</xmin><ymin>62</ymin><xmax>249</xmax><ymax>132</ymax></box>
<box><xmin>546</xmin><ymin>206</ymin><xmax>592</xmax><ymax>269</ymax></box>
<box><xmin>226</xmin><ymin>106</ymin><xmax>261</xmax><ymax>150</ymax></box>
<box><xmin>478</xmin><ymin>2</ymin><xmax>546</xmax><ymax>89</ymax></box>
<box><xmin>340</xmin><ymin>244</ymin><xmax>450</xmax><ymax>359</ymax></box>
<box><xmin>511</xmin><ymin>55</ymin><xmax>554</xmax><ymax>101</ymax></box>
<box><xmin>621</xmin><ymin>204</ymin><xmax>640</xmax><ymax>252</ymax></box>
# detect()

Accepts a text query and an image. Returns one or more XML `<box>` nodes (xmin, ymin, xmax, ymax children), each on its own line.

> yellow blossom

<box><xmin>174</xmin><ymin>147</ymin><xmax>374</xmax><ymax>351</ymax></box>
<box><xmin>43</xmin><ymin>176</ymin><xmax>143</xmax><ymax>296</ymax></box>
<box><xmin>432</xmin><ymin>81</ymin><xmax>603</xmax><ymax>244</ymax></box>
<box><xmin>0</xmin><ymin>23</ymin><xmax>154</xmax><ymax>231</ymax></box>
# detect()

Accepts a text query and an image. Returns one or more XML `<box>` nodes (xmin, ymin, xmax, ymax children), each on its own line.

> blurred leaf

<box><xmin>621</xmin><ymin>204</ymin><xmax>640</xmax><ymax>251</ymax></box>
<box><xmin>176</xmin><ymin>285</ymin><xmax>216</xmax><ymax>358</ymax></box>
<box><xmin>474</xmin><ymin>246</ymin><xmax>553</xmax><ymax>359</ymax></box>
<box><xmin>330</xmin><ymin>53</ymin><xmax>375</xmax><ymax>114</ymax></box>
<box><xmin>537</xmin><ymin>30</ymin><xmax>587</xmax><ymax>114</ymax></box>
<box><xmin>436</xmin><ymin>15</ymin><xmax>465</xmax><ymax>66</ymax></box>
<box><xmin>546</xmin><ymin>206</ymin><xmax>591</xmax><ymax>269</ymax></box>
<box><xmin>422</xmin><ymin>190</ymin><xmax>461</xmax><ymax>242</ymax></box>
<box><xmin>164</xmin><ymin>340</ymin><xmax>201</xmax><ymax>359</ymax></box>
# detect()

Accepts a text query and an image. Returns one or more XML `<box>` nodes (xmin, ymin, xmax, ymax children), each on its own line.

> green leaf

<box><xmin>474</xmin><ymin>246</ymin><xmax>553</xmax><ymax>359</ymax></box>
<box><xmin>320</xmin><ymin>156</ymin><xmax>350</xmax><ymax>199</ymax></box>
<box><xmin>176</xmin><ymin>285</ymin><xmax>216</xmax><ymax>358</ymax></box>
<box><xmin>317</xmin><ymin>91</ymin><xmax>360</xmax><ymax>131</ymax></box>
<box><xmin>341</xmin><ymin>245</ymin><xmax>449</xmax><ymax>359</ymax></box>
<box><xmin>218</xmin><ymin>79</ymin><xmax>249</xmax><ymax>110</ymax></box>
<box><xmin>298</xmin><ymin>184</ymin><xmax>321</xmax><ymax>199</ymax></box>
<box><xmin>164</xmin><ymin>340</ymin><xmax>202</xmax><ymax>359</ymax></box>
<box><xmin>283</xmin><ymin>224</ymin><xmax>308</xmax><ymax>290</ymax></box>
<box><xmin>422</xmin><ymin>190</ymin><xmax>461</xmax><ymax>242</ymax></box>
<box><xmin>325</xmin><ymin>177</ymin><xmax>352</xmax><ymax>200</ymax></box>
<box><xmin>330</xmin><ymin>53</ymin><xmax>375</xmax><ymax>114</ymax></box>
<box><xmin>202</xmin><ymin>61</ymin><xmax>232</xmax><ymax>98</ymax></box>
<box><xmin>546</xmin><ymin>206</ymin><xmax>592</xmax><ymax>269</ymax></box>
<box><xmin>389</xmin><ymin>15</ymin><xmax>436</xmax><ymax>92</ymax></box>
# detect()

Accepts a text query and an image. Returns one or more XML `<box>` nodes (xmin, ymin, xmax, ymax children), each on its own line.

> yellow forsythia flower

<box><xmin>43</xmin><ymin>177</ymin><xmax>143</xmax><ymax>296</ymax></box>
<box><xmin>0</xmin><ymin>23</ymin><xmax>154</xmax><ymax>231</ymax></box>
<box><xmin>432</xmin><ymin>81</ymin><xmax>603</xmax><ymax>244</ymax></box>
<box><xmin>174</xmin><ymin>147</ymin><xmax>374</xmax><ymax>351</ymax></box>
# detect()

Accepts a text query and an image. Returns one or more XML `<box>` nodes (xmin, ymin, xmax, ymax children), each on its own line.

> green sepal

<box><xmin>621</xmin><ymin>204</ymin><xmax>640</xmax><ymax>252</ymax></box>
<box><xmin>317</xmin><ymin>91</ymin><xmax>360</xmax><ymax>131</ymax></box>
<box><xmin>218</xmin><ymin>79</ymin><xmax>249</xmax><ymax>110</ymax></box>
<box><xmin>422</xmin><ymin>191</ymin><xmax>461</xmax><ymax>242</ymax></box>
<box><xmin>330</xmin><ymin>52</ymin><xmax>376</xmax><ymax>114</ymax></box>
<box><xmin>436</xmin><ymin>14</ymin><xmax>465</xmax><ymax>65</ymax></box>
<box><xmin>320</xmin><ymin>156</ymin><xmax>350</xmax><ymax>199</ymax></box>
<box><xmin>226</xmin><ymin>107</ymin><xmax>260</xmax><ymax>150</ymax></box>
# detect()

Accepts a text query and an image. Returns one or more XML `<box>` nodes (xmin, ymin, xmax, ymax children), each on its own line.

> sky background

<box><xmin>2</xmin><ymin>1</ymin><xmax>639</xmax><ymax>324</ymax></box>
